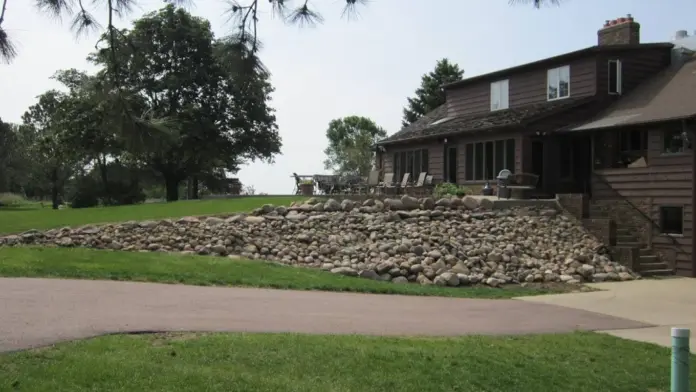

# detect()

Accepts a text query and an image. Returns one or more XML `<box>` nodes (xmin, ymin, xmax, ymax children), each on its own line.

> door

<box><xmin>573</xmin><ymin>134</ymin><xmax>592</xmax><ymax>194</ymax></box>
<box><xmin>444</xmin><ymin>145</ymin><xmax>458</xmax><ymax>183</ymax></box>
<box><xmin>531</xmin><ymin>140</ymin><xmax>545</xmax><ymax>194</ymax></box>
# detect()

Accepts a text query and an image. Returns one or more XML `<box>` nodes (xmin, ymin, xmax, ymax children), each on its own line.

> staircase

<box><xmin>588</xmin><ymin>205</ymin><xmax>673</xmax><ymax>277</ymax></box>
<box><xmin>614</xmin><ymin>227</ymin><xmax>673</xmax><ymax>276</ymax></box>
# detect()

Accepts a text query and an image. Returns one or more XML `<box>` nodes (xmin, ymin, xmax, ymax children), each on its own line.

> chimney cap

<box><xmin>675</xmin><ymin>30</ymin><xmax>689</xmax><ymax>40</ymax></box>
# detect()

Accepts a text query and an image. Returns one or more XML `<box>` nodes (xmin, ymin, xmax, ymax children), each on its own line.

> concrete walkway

<box><xmin>517</xmin><ymin>277</ymin><xmax>696</xmax><ymax>351</ymax></box>
<box><xmin>0</xmin><ymin>277</ymin><xmax>649</xmax><ymax>353</ymax></box>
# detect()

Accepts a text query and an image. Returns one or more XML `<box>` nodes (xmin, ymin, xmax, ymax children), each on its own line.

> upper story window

<box><xmin>490</xmin><ymin>79</ymin><xmax>509</xmax><ymax>111</ymax></box>
<box><xmin>547</xmin><ymin>65</ymin><xmax>570</xmax><ymax>101</ymax></box>
<box><xmin>608</xmin><ymin>60</ymin><xmax>622</xmax><ymax>95</ymax></box>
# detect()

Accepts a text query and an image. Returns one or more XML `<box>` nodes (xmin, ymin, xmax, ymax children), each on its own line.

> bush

<box><xmin>433</xmin><ymin>183</ymin><xmax>472</xmax><ymax>199</ymax></box>
<box><xmin>0</xmin><ymin>192</ymin><xmax>27</xmax><ymax>207</ymax></box>
<box><xmin>67</xmin><ymin>176</ymin><xmax>100</xmax><ymax>209</ymax></box>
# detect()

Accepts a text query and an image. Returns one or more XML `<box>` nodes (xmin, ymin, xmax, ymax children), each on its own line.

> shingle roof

<box><xmin>569</xmin><ymin>54</ymin><xmax>696</xmax><ymax>131</ymax></box>
<box><xmin>378</xmin><ymin>97</ymin><xmax>595</xmax><ymax>145</ymax></box>
<box><xmin>443</xmin><ymin>43</ymin><xmax>673</xmax><ymax>90</ymax></box>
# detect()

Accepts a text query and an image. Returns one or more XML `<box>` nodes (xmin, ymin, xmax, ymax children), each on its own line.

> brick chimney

<box><xmin>598</xmin><ymin>14</ymin><xmax>640</xmax><ymax>46</ymax></box>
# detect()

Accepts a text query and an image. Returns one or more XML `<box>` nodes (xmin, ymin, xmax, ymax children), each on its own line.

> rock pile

<box><xmin>0</xmin><ymin>195</ymin><xmax>639</xmax><ymax>287</ymax></box>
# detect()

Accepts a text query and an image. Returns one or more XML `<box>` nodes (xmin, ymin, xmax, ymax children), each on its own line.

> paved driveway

<box><xmin>0</xmin><ymin>277</ymin><xmax>651</xmax><ymax>352</ymax></box>
<box><xmin>518</xmin><ymin>277</ymin><xmax>696</xmax><ymax>351</ymax></box>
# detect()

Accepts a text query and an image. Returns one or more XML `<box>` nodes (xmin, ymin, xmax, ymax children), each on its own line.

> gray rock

<box><xmin>400</xmin><ymin>195</ymin><xmax>420</xmax><ymax>210</ymax></box>
<box><xmin>384</xmin><ymin>198</ymin><xmax>404</xmax><ymax>211</ymax></box>
<box><xmin>461</xmin><ymin>196</ymin><xmax>479</xmax><ymax>210</ymax></box>
<box><xmin>331</xmin><ymin>267</ymin><xmax>358</xmax><ymax>276</ymax></box>
<box><xmin>324</xmin><ymin>198</ymin><xmax>341</xmax><ymax>212</ymax></box>
<box><xmin>358</xmin><ymin>269</ymin><xmax>380</xmax><ymax>280</ymax></box>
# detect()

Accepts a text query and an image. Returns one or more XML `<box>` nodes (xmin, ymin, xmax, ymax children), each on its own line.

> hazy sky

<box><xmin>1</xmin><ymin>0</ymin><xmax>695</xmax><ymax>194</ymax></box>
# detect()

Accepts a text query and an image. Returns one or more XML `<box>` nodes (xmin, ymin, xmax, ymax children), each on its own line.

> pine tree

<box><xmin>402</xmin><ymin>58</ymin><xmax>464</xmax><ymax>128</ymax></box>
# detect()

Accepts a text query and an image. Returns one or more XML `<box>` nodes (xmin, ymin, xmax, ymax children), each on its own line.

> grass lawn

<box><xmin>1</xmin><ymin>332</ymin><xmax>692</xmax><ymax>392</ymax></box>
<box><xmin>0</xmin><ymin>196</ymin><xmax>305</xmax><ymax>234</ymax></box>
<box><xmin>0</xmin><ymin>247</ymin><xmax>568</xmax><ymax>298</ymax></box>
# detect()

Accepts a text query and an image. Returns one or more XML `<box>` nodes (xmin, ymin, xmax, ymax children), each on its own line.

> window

<box><xmin>619</xmin><ymin>130</ymin><xmax>647</xmax><ymax>152</ymax></box>
<box><xmin>464</xmin><ymin>138</ymin><xmax>516</xmax><ymax>181</ymax></box>
<box><xmin>608</xmin><ymin>60</ymin><xmax>622</xmax><ymax>95</ymax></box>
<box><xmin>490</xmin><ymin>79</ymin><xmax>509</xmax><ymax>111</ymax></box>
<box><xmin>392</xmin><ymin>149</ymin><xmax>429</xmax><ymax>181</ymax></box>
<box><xmin>659</xmin><ymin>206</ymin><xmax>684</xmax><ymax>235</ymax></box>
<box><xmin>547</xmin><ymin>65</ymin><xmax>570</xmax><ymax>100</ymax></box>
<box><xmin>663</xmin><ymin>129</ymin><xmax>692</xmax><ymax>154</ymax></box>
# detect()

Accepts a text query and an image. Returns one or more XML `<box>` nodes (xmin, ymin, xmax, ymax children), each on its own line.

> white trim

<box><xmin>490</xmin><ymin>79</ymin><xmax>509</xmax><ymax>111</ymax></box>
<box><xmin>608</xmin><ymin>59</ymin><xmax>622</xmax><ymax>95</ymax></box>
<box><xmin>547</xmin><ymin>65</ymin><xmax>571</xmax><ymax>101</ymax></box>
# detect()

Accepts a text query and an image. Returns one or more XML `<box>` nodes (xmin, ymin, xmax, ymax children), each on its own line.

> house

<box><xmin>375</xmin><ymin>16</ymin><xmax>696</xmax><ymax>277</ymax></box>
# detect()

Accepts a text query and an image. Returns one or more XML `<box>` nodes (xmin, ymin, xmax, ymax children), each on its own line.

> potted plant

<box><xmin>299</xmin><ymin>179</ymin><xmax>314</xmax><ymax>196</ymax></box>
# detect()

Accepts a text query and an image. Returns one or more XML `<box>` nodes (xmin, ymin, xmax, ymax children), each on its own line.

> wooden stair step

<box><xmin>639</xmin><ymin>248</ymin><xmax>652</xmax><ymax>256</ymax></box>
<box><xmin>616</xmin><ymin>235</ymin><xmax>636</xmax><ymax>243</ymax></box>
<box><xmin>616</xmin><ymin>241</ymin><xmax>642</xmax><ymax>247</ymax></box>
<box><xmin>638</xmin><ymin>262</ymin><xmax>668</xmax><ymax>271</ymax></box>
<box><xmin>639</xmin><ymin>269</ymin><xmax>675</xmax><ymax>277</ymax></box>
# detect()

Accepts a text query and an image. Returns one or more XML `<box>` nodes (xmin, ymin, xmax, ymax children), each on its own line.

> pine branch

<box><xmin>0</xmin><ymin>0</ymin><xmax>18</xmax><ymax>63</ymax></box>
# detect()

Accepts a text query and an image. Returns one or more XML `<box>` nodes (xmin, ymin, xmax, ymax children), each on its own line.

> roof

<box><xmin>443</xmin><ymin>43</ymin><xmax>674</xmax><ymax>90</ymax></box>
<box><xmin>569</xmin><ymin>55</ymin><xmax>696</xmax><ymax>131</ymax></box>
<box><xmin>378</xmin><ymin>97</ymin><xmax>596</xmax><ymax>145</ymax></box>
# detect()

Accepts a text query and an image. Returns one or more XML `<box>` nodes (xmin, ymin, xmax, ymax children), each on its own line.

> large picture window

<box><xmin>463</xmin><ymin>138</ymin><xmax>516</xmax><ymax>181</ymax></box>
<box><xmin>393</xmin><ymin>149</ymin><xmax>429</xmax><ymax>181</ymax></box>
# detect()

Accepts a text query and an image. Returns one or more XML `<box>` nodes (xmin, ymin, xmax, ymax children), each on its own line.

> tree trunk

<box><xmin>98</xmin><ymin>156</ymin><xmax>109</xmax><ymax>202</ymax></box>
<box><xmin>50</xmin><ymin>168</ymin><xmax>59</xmax><ymax>210</ymax></box>
<box><xmin>165</xmin><ymin>176</ymin><xmax>180</xmax><ymax>202</ymax></box>
<box><xmin>191</xmin><ymin>176</ymin><xmax>199</xmax><ymax>199</ymax></box>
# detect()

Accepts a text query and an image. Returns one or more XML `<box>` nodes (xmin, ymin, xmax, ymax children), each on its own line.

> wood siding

<box><xmin>592</xmin><ymin>127</ymin><xmax>694</xmax><ymax>276</ymax></box>
<box><xmin>446</xmin><ymin>57</ymin><xmax>597</xmax><ymax>118</ymax></box>
<box><xmin>596</xmin><ymin>47</ymin><xmax>672</xmax><ymax>97</ymax></box>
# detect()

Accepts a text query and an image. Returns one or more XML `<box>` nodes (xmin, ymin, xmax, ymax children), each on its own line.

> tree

<box><xmin>89</xmin><ymin>5</ymin><xmax>280</xmax><ymax>201</ymax></box>
<box><xmin>323</xmin><ymin>116</ymin><xmax>386</xmax><ymax>177</ymax></box>
<box><xmin>402</xmin><ymin>58</ymin><xmax>464</xmax><ymax>127</ymax></box>
<box><xmin>0</xmin><ymin>118</ymin><xmax>16</xmax><ymax>192</ymax></box>
<box><xmin>50</xmin><ymin>69</ymin><xmax>124</xmax><ymax>202</ymax></box>
<box><xmin>1</xmin><ymin>1</ymin><xmax>556</xmax><ymax>64</ymax></box>
<box><xmin>21</xmin><ymin>90</ymin><xmax>80</xmax><ymax>209</ymax></box>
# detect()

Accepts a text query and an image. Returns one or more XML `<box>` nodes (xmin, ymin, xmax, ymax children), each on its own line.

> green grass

<box><xmin>0</xmin><ymin>247</ymin><xmax>566</xmax><ymax>298</ymax></box>
<box><xmin>1</xmin><ymin>332</ymin><xmax>692</xmax><ymax>392</ymax></box>
<box><xmin>0</xmin><ymin>196</ymin><xmax>304</xmax><ymax>234</ymax></box>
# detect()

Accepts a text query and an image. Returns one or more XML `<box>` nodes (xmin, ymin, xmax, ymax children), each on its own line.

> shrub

<box><xmin>67</xmin><ymin>176</ymin><xmax>100</xmax><ymax>209</ymax></box>
<box><xmin>433</xmin><ymin>183</ymin><xmax>472</xmax><ymax>199</ymax></box>
<box><xmin>0</xmin><ymin>192</ymin><xmax>27</xmax><ymax>207</ymax></box>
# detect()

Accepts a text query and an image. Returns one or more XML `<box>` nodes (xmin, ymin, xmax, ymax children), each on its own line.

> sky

<box><xmin>1</xmin><ymin>0</ymin><xmax>695</xmax><ymax>194</ymax></box>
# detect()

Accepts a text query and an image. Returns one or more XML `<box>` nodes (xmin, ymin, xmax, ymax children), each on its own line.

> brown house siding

<box><xmin>596</xmin><ymin>47</ymin><xmax>672</xmax><ymax>96</ymax></box>
<box><xmin>591</xmin><ymin>128</ymin><xmax>693</xmax><ymax>276</ymax></box>
<box><xmin>446</xmin><ymin>57</ymin><xmax>597</xmax><ymax>118</ymax></box>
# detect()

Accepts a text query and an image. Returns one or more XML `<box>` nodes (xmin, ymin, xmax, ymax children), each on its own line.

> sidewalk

<box><xmin>517</xmin><ymin>277</ymin><xmax>696</xmax><ymax>351</ymax></box>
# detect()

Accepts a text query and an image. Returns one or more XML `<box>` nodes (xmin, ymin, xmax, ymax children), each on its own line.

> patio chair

<box><xmin>395</xmin><ymin>173</ymin><xmax>411</xmax><ymax>195</ymax></box>
<box><xmin>365</xmin><ymin>170</ymin><xmax>381</xmax><ymax>194</ymax></box>
<box><xmin>314</xmin><ymin>175</ymin><xmax>338</xmax><ymax>195</ymax></box>
<box><xmin>376</xmin><ymin>172</ymin><xmax>394</xmax><ymax>195</ymax></box>
<box><xmin>292</xmin><ymin>173</ymin><xmax>302</xmax><ymax>195</ymax></box>
<box><xmin>404</xmin><ymin>172</ymin><xmax>427</xmax><ymax>196</ymax></box>
<box><xmin>352</xmin><ymin>170</ymin><xmax>380</xmax><ymax>194</ymax></box>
